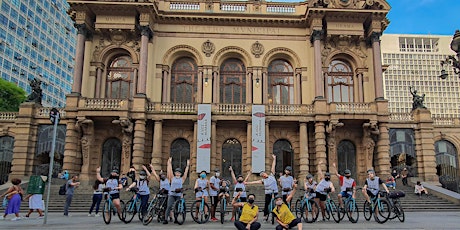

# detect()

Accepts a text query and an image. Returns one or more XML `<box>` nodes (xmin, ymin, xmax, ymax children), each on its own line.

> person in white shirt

<box><xmin>414</xmin><ymin>181</ymin><xmax>429</xmax><ymax>198</ymax></box>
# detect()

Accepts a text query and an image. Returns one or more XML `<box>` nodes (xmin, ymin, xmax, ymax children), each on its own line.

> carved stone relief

<box><xmin>251</xmin><ymin>41</ymin><xmax>264</xmax><ymax>58</ymax></box>
<box><xmin>322</xmin><ymin>34</ymin><xmax>368</xmax><ymax>68</ymax></box>
<box><xmin>202</xmin><ymin>40</ymin><xmax>215</xmax><ymax>57</ymax></box>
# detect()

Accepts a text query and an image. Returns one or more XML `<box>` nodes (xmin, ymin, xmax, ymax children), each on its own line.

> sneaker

<box><xmin>88</xmin><ymin>214</ymin><xmax>92</xmax><ymax>217</ymax></box>
<box><xmin>0</xmin><ymin>216</ymin><xmax>4</xmax><ymax>220</ymax></box>
<box><xmin>37</xmin><ymin>216</ymin><xmax>44</xmax><ymax>219</ymax></box>
<box><xmin>211</xmin><ymin>217</ymin><xmax>218</xmax><ymax>222</ymax></box>
<box><xmin>163</xmin><ymin>220</ymin><xmax>168</xmax><ymax>224</ymax></box>
<box><xmin>230</xmin><ymin>217</ymin><xmax>235</xmax><ymax>221</ymax></box>
<box><xmin>95</xmin><ymin>214</ymin><xmax>100</xmax><ymax>217</ymax></box>
<box><xmin>11</xmin><ymin>217</ymin><xmax>21</xmax><ymax>221</ymax></box>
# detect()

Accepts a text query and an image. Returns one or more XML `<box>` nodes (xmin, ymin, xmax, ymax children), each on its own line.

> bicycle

<box><xmin>386</xmin><ymin>191</ymin><xmax>405</xmax><ymax>222</ymax></box>
<box><xmin>337</xmin><ymin>192</ymin><xmax>359</xmax><ymax>223</ymax></box>
<box><xmin>122</xmin><ymin>187</ymin><xmax>145</xmax><ymax>223</ymax></box>
<box><xmin>101</xmin><ymin>188</ymin><xmax>125</xmax><ymax>225</ymax></box>
<box><xmin>143</xmin><ymin>188</ymin><xmax>168</xmax><ymax>225</ymax></box>
<box><xmin>173</xmin><ymin>189</ymin><xmax>187</xmax><ymax>225</ymax></box>
<box><xmin>233</xmin><ymin>188</ymin><xmax>248</xmax><ymax>221</ymax></box>
<box><xmin>363</xmin><ymin>190</ymin><xmax>391</xmax><ymax>224</ymax></box>
<box><xmin>294</xmin><ymin>188</ymin><xmax>319</xmax><ymax>223</ymax></box>
<box><xmin>265</xmin><ymin>190</ymin><xmax>276</xmax><ymax>225</ymax></box>
<box><xmin>219</xmin><ymin>189</ymin><xmax>230</xmax><ymax>224</ymax></box>
<box><xmin>323</xmin><ymin>189</ymin><xmax>340</xmax><ymax>223</ymax></box>
<box><xmin>191</xmin><ymin>188</ymin><xmax>210</xmax><ymax>224</ymax></box>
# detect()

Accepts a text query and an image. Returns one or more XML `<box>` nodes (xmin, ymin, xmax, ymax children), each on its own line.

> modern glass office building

<box><xmin>0</xmin><ymin>0</ymin><xmax>76</xmax><ymax>107</ymax></box>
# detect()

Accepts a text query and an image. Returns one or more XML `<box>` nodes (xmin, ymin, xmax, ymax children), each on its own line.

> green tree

<box><xmin>0</xmin><ymin>78</ymin><xmax>26</xmax><ymax>111</ymax></box>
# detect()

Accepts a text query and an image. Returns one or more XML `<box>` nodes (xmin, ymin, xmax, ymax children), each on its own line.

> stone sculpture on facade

<box><xmin>26</xmin><ymin>78</ymin><xmax>43</xmax><ymax>105</ymax></box>
<box><xmin>362</xmin><ymin>121</ymin><xmax>379</xmax><ymax>171</ymax></box>
<box><xmin>409</xmin><ymin>86</ymin><xmax>426</xmax><ymax>110</ymax></box>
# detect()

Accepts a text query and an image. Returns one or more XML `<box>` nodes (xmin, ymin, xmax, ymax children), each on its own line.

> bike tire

<box><xmin>346</xmin><ymin>200</ymin><xmax>359</xmax><ymax>223</ymax></box>
<box><xmin>306</xmin><ymin>200</ymin><xmax>319</xmax><ymax>223</ymax></box>
<box><xmin>142</xmin><ymin>198</ymin><xmax>156</xmax><ymax>226</ymax></box>
<box><xmin>294</xmin><ymin>199</ymin><xmax>304</xmax><ymax>220</ymax></box>
<box><xmin>191</xmin><ymin>200</ymin><xmax>210</xmax><ymax>224</ymax></box>
<box><xmin>102</xmin><ymin>200</ymin><xmax>112</xmax><ymax>225</ymax></box>
<box><xmin>174</xmin><ymin>199</ymin><xmax>186</xmax><ymax>225</ymax></box>
<box><xmin>363</xmin><ymin>200</ymin><xmax>372</xmax><ymax>221</ymax></box>
<box><xmin>270</xmin><ymin>199</ymin><xmax>275</xmax><ymax>225</ymax></box>
<box><xmin>235</xmin><ymin>207</ymin><xmax>242</xmax><ymax>221</ymax></box>
<box><xmin>374</xmin><ymin>199</ymin><xmax>390</xmax><ymax>224</ymax></box>
<box><xmin>220</xmin><ymin>199</ymin><xmax>225</xmax><ymax>224</ymax></box>
<box><xmin>123</xmin><ymin>200</ymin><xmax>137</xmax><ymax>224</ymax></box>
<box><xmin>395</xmin><ymin>200</ymin><xmax>405</xmax><ymax>222</ymax></box>
<box><xmin>338</xmin><ymin>203</ymin><xmax>346</xmax><ymax>221</ymax></box>
<box><xmin>329</xmin><ymin>200</ymin><xmax>341</xmax><ymax>223</ymax></box>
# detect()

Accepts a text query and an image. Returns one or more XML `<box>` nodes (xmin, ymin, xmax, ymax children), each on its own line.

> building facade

<box><xmin>0</xmin><ymin>0</ymin><xmax>458</xmax><ymax>190</ymax></box>
<box><xmin>0</xmin><ymin>0</ymin><xmax>76</xmax><ymax>107</ymax></box>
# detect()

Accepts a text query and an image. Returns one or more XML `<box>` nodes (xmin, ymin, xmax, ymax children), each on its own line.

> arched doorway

<box><xmin>221</xmin><ymin>138</ymin><xmax>242</xmax><ymax>181</ymax></box>
<box><xmin>337</xmin><ymin>140</ymin><xmax>356</xmax><ymax>176</ymax></box>
<box><xmin>101</xmin><ymin>138</ymin><xmax>122</xmax><ymax>177</ymax></box>
<box><xmin>0</xmin><ymin>136</ymin><xmax>14</xmax><ymax>185</ymax></box>
<box><xmin>435</xmin><ymin>140</ymin><xmax>459</xmax><ymax>193</ymax></box>
<box><xmin>389</xmin><ymin>129</ymin><xmax>416</xmax><ymax>176</ymax></box>
<box><xmin>170</xmin><ymin>138</ymin><xmax>190</xmax><ymax>184</ymax></box>
<box><xmin>273</xmin><ymin>139</ymin><xmax>293</xmax><ymax>176</ymax></box>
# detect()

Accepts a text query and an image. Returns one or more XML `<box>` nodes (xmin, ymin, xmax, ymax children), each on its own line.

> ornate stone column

<box><xmin>211</xmin><ymin>121</ymin><xmax>217</xmax><ymax>170</ymax></box>
<box><xmin>161</xmin><ymin>66</ymin><xmax>169</xmax><ymax>102</ymax></box>
<box><xmin>265</xmin><ymin>121</ymin><xmax>270</xmax><ymax>171</ymax></box>
<box><xmin>247</xmin><ymin>70</ymin><xmax>253</xmax><ymax>104</ymax></box>
<box><xmin>413</xmin><ymin>109</ymin><xmax>438</xmax><ymax>183</ymax></box>
<box><xmin>137</xmin><ymin>26</ymin><xmax>152</xmax><ymax>96</ymax></box>
<box><xmin>197</xmin><ymin>67</ymin><xmax>203</xmax><ymax>103</ymax></box>
<box><xmin>262</xmin><ymin>70</ymin><xmax>268</xmax><ymax>104</ymax></box>
<box><xmin>95</xmin><ymin>67</ymin><xmax>103</xmax><ymax>98</ymax></box>
<box><xmin>246</xmin><ymin>121</ymin><xmax>252</xmax><ymax>173</ymax></box>
<box><xmin>132</xmin><ymin>119</ymin><xmax>146</xmax><ymax>170</ymax></box>
<box><xmin>299</xmin><ymin>122</ymin><xmax>308</xmax><ymax>179</ymax></box>
<box><xmin>75</xmin><ymin>118</ymin><xmax>94</xmax><ymax>181</ymax></box>
<box><xmin>311</xmin><ymin>29</ymin><xmax>324</xmax><ymax>99</ymax></box>
<box><xmin>356</xmin><ymin>72</ymin><xmax>364</xmax><ymax>103</ymax></box>
<box><xmin>295</xmin><ymin>69</ymin><xmax>302</xmax><ymax>104</ymax></box>
<box><xmin>314</xmin><ymin>121</ymin><xmax>327</xmax><ymax>173</ymax></box>
<box><xmin>62</xmin><ymin>118</ymin><xmax>79</xmax><ymax>175</ymax></box>
<box><xmin>371</xmin><ymin>32</ymin><xmax>384</xmax><ymax>100</ymax></box>
<box><xmin>113</xmin><ymin>119</ymin><xmax>134</xmax><ymax>174</ymax></box>
<box><xmin>71</xmin><ymin>24</ymin><xmax>87</xmax><ymax>94</ymax></box>
<box><xmin>151</xmin><ymin>120</ymin><xmax>163</xmax><ymax>169</ymax></box>
<box><xmin>212</xmin><ymin>70</ymin><xmax>219</xmax><ymax>103</ymax></box>
<box><xmin>374</xmin><ymin>122</ymin><xmax>391</xmax><ymax>179</ymax></box>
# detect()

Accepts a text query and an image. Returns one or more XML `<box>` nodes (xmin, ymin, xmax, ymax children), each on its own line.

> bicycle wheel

<box><xmin>174</xmin><ymin>200</ymin><xmax>186</xmax><ymax>225</ymax></box>
<box><xmin>123</xmin><ymin>199</ymin><xmax>137</xmax><ymax>223</ymax></box>
<box><xmin>346</xmin><ymin>200</ymin><xmax>359</xmax><ymax>223</ymax></box>
<box><xmin>363</xmin><ymin>200</ymin><xmax>372</xmax><ymax>221</ymax></box>
<box><xmin>338</xmin><ymin>202</ymin><xmax>346</xmax><ymax>221</ymax></box>
<box><xmin>102</xmin><ymin>200</ymin><xmax>112</xmax><ymax>225</ymax></box>
<box><xmin>118</xmin><ymin>200</ymin><xmax>125</xmax><ymax>221</ymax></box>
<box><xmin>394</xmin><ymin>201</ymin><xmax>405</xmax><ymax>222</ymax></box>
<box><xmin>191</xmin><ymin>200</ymin><xmax>210</xmax><ymax>224</ymax></box>
<box><xmin>220</xmin><ymin>200</ymin><xmax>225</xmax><ymax>224</ymax></box>
<box><xmin>374</xmin><ymin>199</ymin><xmax>390</xmax><ymax>224</ymax></box>
<box><xmin>329</xmin><ymin>200</ymin><xmax>341</xmax><ymax>223</ymax></box>
<box><xmin>305</xmin><ymin>200</ymin><xmax>319</xmax><ymax>223</ymax></box>
<box><xmin>270</xmin><ymin>199</ymin><xmax>275</xmax><ymax>225</ymax></box>
<box><xmin>235</xmin><ymin>207</ymin><xmax>241</xmax><ymax>221</ymax></box>
<box><xmin>294</xmin><ymin>199</ymin><xmax>304</xmax><ymax>220</ymax></box>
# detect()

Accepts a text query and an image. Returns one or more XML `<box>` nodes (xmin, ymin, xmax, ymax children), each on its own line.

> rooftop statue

<box><xmin>409</xmin><ymin>86</ymin><xmax>426</xmax><ymax>110</ymax></box>
<box><xmin>26</xmin><ymin>78</ymin><xmax>43</xmax><ymax>105</ymax></box>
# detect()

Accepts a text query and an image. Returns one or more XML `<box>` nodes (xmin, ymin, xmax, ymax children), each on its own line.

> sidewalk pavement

<box><xmin>0</xmin><ymin>212</ymin><xmax>459</xmax><ymax>229</ymax></box>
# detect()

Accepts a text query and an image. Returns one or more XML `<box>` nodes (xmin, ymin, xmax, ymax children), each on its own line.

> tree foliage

<box><xmin>0</xmin><ymin>78</ymin><xmax>26</xmax><ymax>111</ymax></box>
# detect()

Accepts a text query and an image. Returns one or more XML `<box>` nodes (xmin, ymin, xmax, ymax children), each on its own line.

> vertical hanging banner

<box><xmin>197</xmin><ymin>104</ymin><xmax>211</xmax><ymax>173</ymax></box>
<box><xmin>252</xmin><ymin>105</ymin><xmax>266</xmax><ymax>173</ymax></box>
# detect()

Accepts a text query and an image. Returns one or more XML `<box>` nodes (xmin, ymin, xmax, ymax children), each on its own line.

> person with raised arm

<box><xmin>245</xmin><ymin>154</ymin><xmax>278</xmax><ymax>221</ymax></box>
<box><xmin>126</xmin><ymin>165</ymin><xmax>151</xmax><ymax>217</ymax></box>
<box><xmin>314</xmin><ymin>161</ymin><xmax>335</xmax><ymax>221</ymax></box>
<box><xmin>273</xmin><ymin>182</ymin><xmax>303</xmax><ymax>230</ymax></box>
<box><xmin>331</xmin><ymin>163</ymin><xmax>356</xmax><ymax>211</ymax></box>
<box><xmin>96</xmin><ymin>167</ymin><xmax>123</xmax><ymax>220</ymax></box>
<box><xmin>229</xmin><ymin>165</ymin><xmax>250</xmax><ymax>221</ymax></box>
<box><xmin>232</xmin><ymin>192</ymin><xmax>261</xmax><ymax>230</ymax></box>
<box><xmin>149</xmin><ymin>163</ymin><xmax>170</xmax><ymax>195</ymax></box>
<box><xmin>163</xmin><ymin>157</ymin><xmax>190</xmax><ymax>224</ymax></box>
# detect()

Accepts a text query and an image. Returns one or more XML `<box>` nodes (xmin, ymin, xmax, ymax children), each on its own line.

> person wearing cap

<box><xmin>331</xmin><ymin>163</ymin><xmax>356</xmax><ymax>210</ymax></box>
<box><xmin>245</xmin><ymin>154</ymin><xmax>278</xmax><ymax>220</ymax></box>
<box><xmin>96</xmin><ymin>167</ymin><xmax>123</xmax><ymax>220</ymax></box>
<box><xmin>272</xmin><ymin>183</ymin><xmax>303</xmax><ymax>230</ymax></box>
<box><xmin>229</xmin><ymin>165</ymin><xmax>250</xmax><ymax>221</ymax></box>
<box><xmin>209</xmin><ymin>168</ymin><xmax>221</xmax><ymax>221</ymax></box>
<box><xmin>126</xmin><ymin>165</ymin><xmax>151</xmax><ymax>217</ymax></box>
<box><xmin>362</xmin><ymin>169</ymin><xmax>389</xmax><ymax>204</ymax></box>
<box><xmin>232</xmin><ymin>192</ymin><xmax>261</xmax><ymax>230</ymax></box>
<box><xmin>279</xmin><ymin>166</ymin><xmax>294</xmax><ymax>205</ymax></box>
<box><xmin>193</xmin><ymin>170</ymin><xmax>210</xmax><ymax>220</ymax></box>
<box><xmin>304</xmin><ymin>174</ymin><xmax>317</xmax><ymax>199</ymax></box>
<box><xmin>314</xmin><ymin>161</ymin><xmax>335</xmax><ymax>221</ymax></box>
<box><xmin>164</xmin><ymin>157</ymin><xmax>190</xmax><ymax>224</ymax></box>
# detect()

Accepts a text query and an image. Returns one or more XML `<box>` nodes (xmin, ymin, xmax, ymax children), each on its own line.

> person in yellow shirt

<box><xmin>232</xmin><ymin>192</ymin><xmax>261</xmax><ymax>230</ymax></box>
<box><xmin>272</xmin><ymin>182</ymin><xmax>303</xmax><ymax>230</ymax></box>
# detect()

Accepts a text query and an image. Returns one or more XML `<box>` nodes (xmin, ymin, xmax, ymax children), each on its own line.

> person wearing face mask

<box><xmin>332</xmin><ymin>163</ymin><xmax>356</xmax><ymax>211</ymax></box>
<box><xmin>229</xmin><ymin>165</ymin><xmax>250</xmax><ymax>221</ymax></box>
<box><xmin>209</xmin><ymin>168</ymin><xmax>221</xmax><ymax>221</ymax></box>
<box><xmin>194</xmin><ymin>170</ymin><xmax>210</xmax><ymax>220</ymax></box>
<box><xmin>164</xmin><ymin>157</ymin><xmax>190</xmax><ymax>224</ymax></box>
<box><xmin>245</xmin><ymin>154</ymin><xmax>278</xmax><ymax>220</ymax></box>
<box><xmin>126</xmin><ymin>165</ymin><xmax>151</xmax><ymax>217</ymax></box>
<box><xmin>232</xmin><ymin>193</ymin><xmax>260</xmax><ymax>230</ymax></box>
<box><xmin>272</xmin><ymin>183</ymin><xmax>303</xmax><ymax>230</ymax></box>
<box><xmin>149</xmin><ymin>163</ymin><xmax>170</xmax><ymax>194</ymax></box>
<box><xmin>96</xmin><ymin>167</ymin><xmax>123</xmax><ymax>221</ymax></box>
<box><xmin>362</xmin><ymin>169</ymin><xmax>389</xmax><ymax>204</ymax></box>
<box><xmin>314</xmin><ymin>161</ymin><xmax>335</xmax><ymax>221</ymax></box>
<box><xmin>279</xmin><ymin>166</ymin><xmax>294</xmax><ymax>205</ymax></box>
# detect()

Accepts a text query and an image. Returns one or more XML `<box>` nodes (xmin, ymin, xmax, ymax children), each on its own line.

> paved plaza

<box><xmin>0</xmin><ymin>212</ymin><xmax>459</xmax><ymax>229</ymax></box>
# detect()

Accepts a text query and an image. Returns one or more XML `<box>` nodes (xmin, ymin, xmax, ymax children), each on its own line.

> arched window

<box><xmin>101</xmin><ymin>138</ymin><xmax>122</xmax><ymax>178</ymax></box>
<box><xmin>170</xmin><ymin>57</ymin><xmax>198</xmax><ymax>103</ymax></box>
<box><xmin>106</xmin><ymin>55</ymin><xmax>134</xmax><ymax>99</ymax></box>
<box><xmin>170</xmin><ymin>138</ymin><xmax>191</xmax><ymax>183</ymax></box>
<box><xmin>337</xmin><ymin>140</ymin><xmax>356</xmax><ymax>176</ymax></box>
<box><xmin>326</xmin><ymin>60</ymin><xmax>354</xmax><ymax>103</ymax></box>
<box><xmin>273</xmin><ymin>139</ymin><xmax>293</xmax><ymax>175</ymax></box>
<box><xmin>220</xmin><ymin>58</ymin><xmax>246</xmax><ymax>104</ymax></box>
<box><xmin>0</xmin><ymin>136</ymin><xmax>14</xmax><ymax>185</ymax></box>
<box><xmin>268</xmin><ymin>59</ymin><xmax>294</xmax><ymax>104</ymax></box>
<box><xmin>389</xmin><ymin>129</ymin><xmax>416</xmax><ymax>174</ymax></box>
<box><xmin>435</xmin><ymin>140</ymin><xmax>459</xmax><ymax>192</ymax></box>
<box><xmin>221</xmin><ymin>138</ymin><xmax>242</xmax><ymax>181</ymax></box>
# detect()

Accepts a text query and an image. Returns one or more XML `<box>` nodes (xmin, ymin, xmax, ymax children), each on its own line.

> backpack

<box><xmin>58</xmin><ymin>183</ymin><xmax>67</xmax><ymax>195</ymax></box>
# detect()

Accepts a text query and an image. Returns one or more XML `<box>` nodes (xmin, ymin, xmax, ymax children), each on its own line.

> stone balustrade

<box><xmin>432</xmin><ymin>116</ymin><xmax>456</xmax><ymax>126</ymax></box>
<box><xmin>333</xmin><ymin>103</ymin><xmax>372</xmax><ymax>113</ymax></box>
<box><xmin>84</xmin><ymin>98</ymin><xmax>127</xmax><ymax>110</ymax></box>
<box><xmin>389</xmin><ymin>113</ymin><xmax>414</xmax><ymax>122</ymax></box>
<box><xmin>36</xmin><ymin>108</ymin><xmax>66</xmax><ymax>118</ymax></box>
<box><xmin>214</xmin><ymin>103</ymin><xmax>249</xmax><ymax>114</ymax></box>
<box><xmin>0</xmin><ymin>112</ymin><xmax>18</xmax><ymax>121</ymax></box>
<box><xmin>267</xmin><ymin>104</ymin><xmax>303</xmax><ymax>115</ymax></box>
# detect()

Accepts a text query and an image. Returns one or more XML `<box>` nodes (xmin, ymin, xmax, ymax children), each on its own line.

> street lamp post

<box><xmin>439</xmin><ymin>30</ymin><xmax>460</xmax><ymax>79</ymax></box>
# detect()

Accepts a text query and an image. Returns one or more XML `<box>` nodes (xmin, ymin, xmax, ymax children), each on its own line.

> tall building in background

<box><xmin>381</xmin><ymin>34</ymin><xmax>459</xmax><ymax>117</ymax></box>
<box><xmin>0</xmin><ymin>0</ymin><xmax>76</xmax><ymax>107</ymax></box>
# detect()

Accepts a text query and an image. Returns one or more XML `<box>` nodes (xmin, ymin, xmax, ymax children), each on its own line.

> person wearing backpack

<box><xmin>63</xmin><ymin>175</ymin><xmax>80</xmax><ymax>217</ymax></box>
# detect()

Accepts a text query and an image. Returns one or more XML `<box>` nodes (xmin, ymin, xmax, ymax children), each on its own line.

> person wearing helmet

<box><xmin>304</xmin><ymin>174</ymin><xmax>317</xmax><ymax>199</ymax></box>
<box><xmin>229</xmin><ymin>165</ymin><xmax>250</xmax><ymax>221</ymax></box>
<box><xmin>246</xmin><ymin>154</ymin><xmax>278</xmax><ymax>220</ymax></box>
<box><xmin>149</xmin><ymin>163</ymin><xmax>170</xmax><ymax>194</ymax></box>
<box><xmin>164</xmin><ymin>157</ymin><xmax>190</xmax><ymax>224</ymax></box>
<box><xmin>314</xmin><ymin>161</ymin><xmax>335</xmax><ymax>221</ymax></box>
<box><xmin>332</xmin><ymin>163</ymin><xmax>356</xmax><ymax>210</ymax></box>
<box><xmin>96</xmin><ymin>167</ymin><xmax>123</xmax><ymax>220</ymax></box>
<box><xmin>193</xmin><ymin>170</ymin><xmax>210</xmax><ymax>220</ymax></box>
<box><xmin>126</xmin><ymin>165</ymin><xmax>151</xmax><ymax>217</ymax></box>
<box><xmin>279</xmin><ymin>166</ymin><xmax>294</xmax><ymax>205</ymax></box>
<box><xmin>272</xmin><ymin>184</ymin><xmax>303</xmax><ymax>230</ymax></box>
<box><xmin>362</xmin><ymin>169</ymin><xmax>389</xmax><ymax>204</ymax></box>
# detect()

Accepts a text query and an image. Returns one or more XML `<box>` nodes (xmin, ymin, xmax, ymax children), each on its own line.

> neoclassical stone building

<box><xmin>1</xmin><ymin>0</ymin><xmax>458</xmax><ymax>189</ymax></box>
